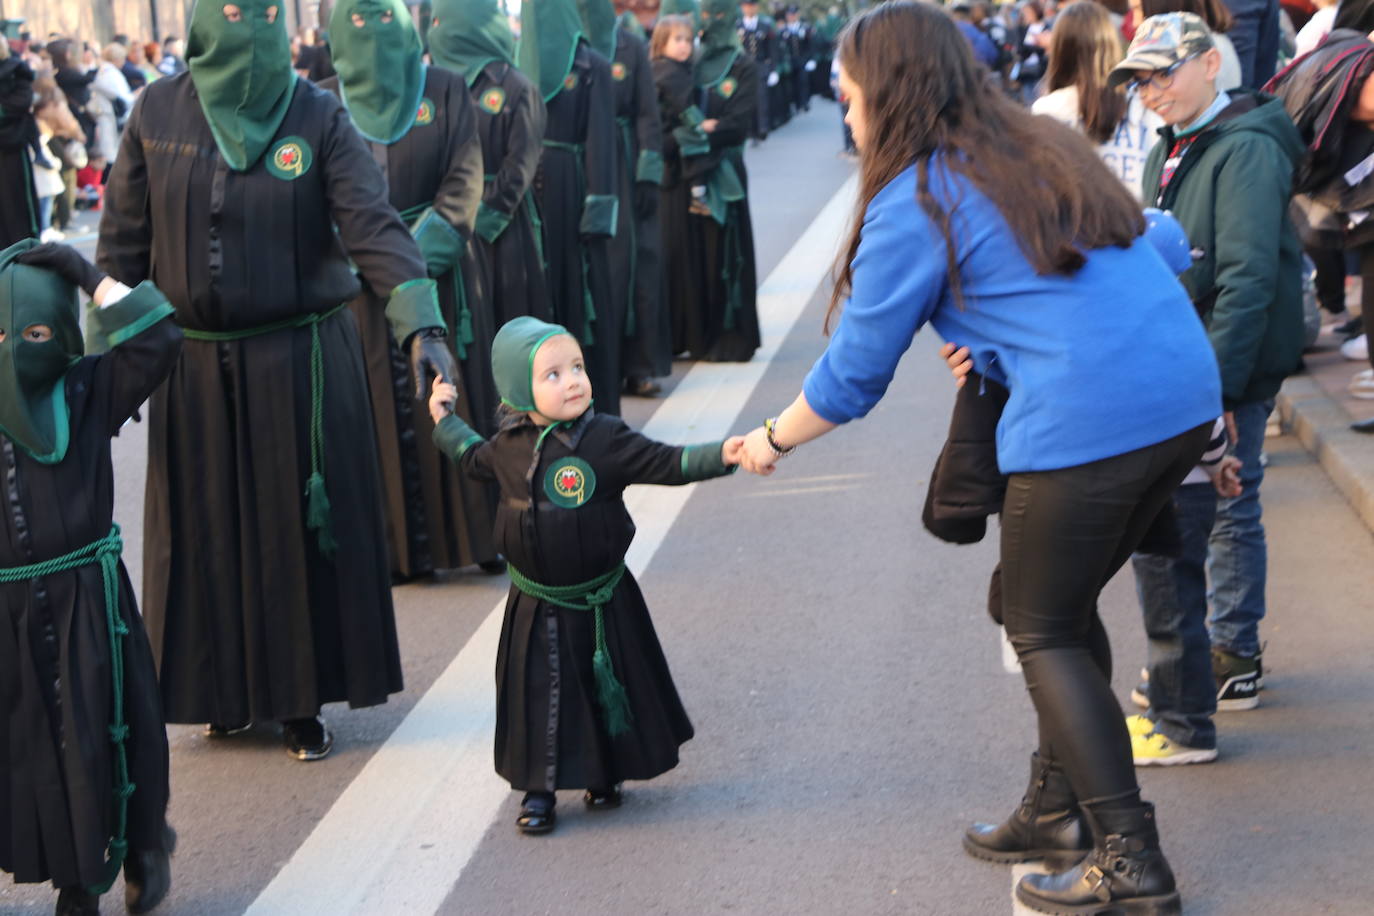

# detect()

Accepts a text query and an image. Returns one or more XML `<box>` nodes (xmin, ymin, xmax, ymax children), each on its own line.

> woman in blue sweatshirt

<box><xmin>737</xmin><ymin>4</ymin><xmax>1219</xmax><ymax>914</ymax></box>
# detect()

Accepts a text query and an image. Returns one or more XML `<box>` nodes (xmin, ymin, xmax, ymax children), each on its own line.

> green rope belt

<box><xmin>181</xmin><ymin>302</ymin><xmax>348</xmax><ymax>558</ymax></box>
<box><xmin>540</xmin><ymin>139</ymin><xmax>596</xmax><ymax>344</ymax></box>
<box><xmin>507</xmin><ymin>562</ymin><xmax>632</xmax><ymax>736</ymax></box>
<box><xmin>483</xmin><ymin>174</ymin><xmax>548</xmax><ymax>268</ymax></box>
<box><xmin>0</xmin><ymin>526</ymin><xmax>131</xmax><ymax>895</ymax></box>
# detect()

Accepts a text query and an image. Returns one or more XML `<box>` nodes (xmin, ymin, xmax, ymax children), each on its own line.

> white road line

<box><xmin>245</xmin><ymin>173</ymin><xmax>859</xmax><ymax>916</ymax></box>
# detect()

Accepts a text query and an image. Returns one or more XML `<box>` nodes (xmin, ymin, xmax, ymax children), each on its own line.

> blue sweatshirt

<box><xmin>803</xmin><ymin>163</ymin><xmax>1222</xmax><ymax>473</ymax></box>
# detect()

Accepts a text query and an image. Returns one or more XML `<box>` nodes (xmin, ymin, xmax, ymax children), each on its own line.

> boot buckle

<box><xmin>1082</xmin><ymin>864</ymin><xmax>1113</xmax><ymax>902</ymax></box>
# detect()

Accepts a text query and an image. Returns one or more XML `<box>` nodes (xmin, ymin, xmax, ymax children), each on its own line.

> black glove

<box><xmin>634</xmin><ymin>182</ymin><xmax>659</xmax><ymax>220</ymax></box>
<box><xmin>409</xmin><ymin>327</ymin><xmax>459</xmax><ymax>399</ymax></box>
<box><xmin>15</xmin><ymin>242</ymin><xmax>107</xmax><ymax>297</ymax></box>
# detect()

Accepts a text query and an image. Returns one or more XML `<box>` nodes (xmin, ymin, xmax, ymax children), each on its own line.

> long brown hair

<box><xmin>1044</xmin><ymin>2</ymin><xmax>1128</xmax><ymax>143</ymax></box>
<box><xmin>827</xmin><ymin>1</ymin><xmax>1143</xmax><ymax>330</ymax></box>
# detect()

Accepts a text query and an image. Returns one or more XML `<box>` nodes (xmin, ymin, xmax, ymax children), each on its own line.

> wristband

<box><xmin>764</xmin><ymin>417</ymin><xmax>795</xmax><ymax>458</ymax></box>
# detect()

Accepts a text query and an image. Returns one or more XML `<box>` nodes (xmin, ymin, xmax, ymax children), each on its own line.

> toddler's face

<box><xmin>530</xmin><ymin>334</ymin><xmax>591</xmax><ymax>423</ymax></box>
<box><xmin>666</xmin><ymin>29</ymin><xmax>694</xmax><ymax>62</ymax></box>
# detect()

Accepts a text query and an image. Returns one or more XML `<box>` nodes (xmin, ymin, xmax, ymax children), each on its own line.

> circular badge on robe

<box><xmin>415</xmin><ymin>98</ymin><xmax>436</xmax><ymax>126</ymax></box>
<box><xmin>267</xmin><ymin>136</ymin><xmax>313</xmax><ymax>181</ymax></box>
<box><xmin>718</xmin><ymin>77</ymin><xmax>738</xmax><ymax>99</ymax></box>
<box><xmin>545</xmin><ymin>456</ymin><xmax>596</xmax><ymax>508</ymax></box>
<box><xmin>563</xmin><ymin>72</ymin><xmax>579</xmax><ymax>91</ymax></box>
<box><xmin>611</xmin><ymin>62</ymin><xmax>628</xmax><ymax>81</ymax></box>
<box><xmin>480</xmin><ymin>87</ymin><xmax>507</xmax><ymax>115</ymax></box>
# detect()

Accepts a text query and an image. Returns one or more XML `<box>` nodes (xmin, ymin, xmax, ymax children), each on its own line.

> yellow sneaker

<box><xmin>1132</xmin><ymin>731</ymin><xmax>1218</xmax><ymax>767</ymax></box>
<box><xmin>1125</xmin><ymin>714</ymin><xmax>1155</xmax><ymax>738</ymax></box>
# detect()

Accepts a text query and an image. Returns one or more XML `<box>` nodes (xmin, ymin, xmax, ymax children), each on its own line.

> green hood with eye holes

<box><xmin>329</xmin><ymin>0</ymin><xmax>426</xmax><ymax>144</ymax></box>
<box><xmin>0</xmin><ymin>240</ymin><xmax>83</xmax><ymax>464</ymax></box>
<box><xmin>428</xmin><ymin>0</ymin><xmax>517</xmax><ymax>87</ymax></box>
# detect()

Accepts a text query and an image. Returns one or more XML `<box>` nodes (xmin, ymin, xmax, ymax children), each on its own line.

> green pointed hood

<box><xmin>660</xmin><ymin>0</ymin><xmax>702</xmax><ymax>30</ymax></box>
<box><xmin>616</xmin><ymin>9</ymin><xmax>645</xmax><ymax>40</ymax></box>
<box><xmin>492</xmin><ymin>316</ymin><xmax>572</xmax><ymax>411</ymax></box>
<box><xmin>429</xmin><ymin>0</ymin><xmax>516</xmax><ymax>87</ymax></box>
<box><xmin>0</xmin><ymin>240</ymin><xmax>83</xmax><ymax>464</ymax></box>
<box><xmin>329</xmin><ymin>0</ymin><xmax>426</xmax><ymax>144</ymax></box>
<box><xmin>518</xmin><ymin>0</ymin><xmax>586</xmax><ymax>102</ymax></box>
<box><xmin>577</xmin><ymin>0</ymin><xmax>618</xmax><ymax>61</ymax></box>
<box><xmin>187</xmin><ymin>0</ymin><xmax>297</xmax><ymax>171</ymax></box>
<box><xmin>697</xmin><ymin>0</ymin><xmax>741</xmax><ymax>88</ymax></box>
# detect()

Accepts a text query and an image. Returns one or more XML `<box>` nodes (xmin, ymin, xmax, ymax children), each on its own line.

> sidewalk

<box><xmin>1277</xmin><ymin>319</ymin><xmax>1374</xmax><ymax>534</ymax></box>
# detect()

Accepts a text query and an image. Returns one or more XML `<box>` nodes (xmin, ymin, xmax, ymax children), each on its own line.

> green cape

<box><xmin>577</xmin><ymin>0</ymin><xmax>619</xmax><ymax>62</ymax></box>
<box><xmin>0</xmin><ymin>240</ymin><xmax>83</xmax><ymax>464</ymax></box>
<box><xmin>518</xmin><ymin>0</ymin><xmax>586</xmax><ymax>102</ymax></box>
<box><xmin>329</xmin><ymin>0</ymin><xmax>426</xmax><ymax>144</ymax></box>
<box><xmin>429</xmin><ymin>0</ymin><xmax>517</xmax><ymax>87</ymax></box>
<box><xmin>697</xmin><ymin>0</ymin><xmax>742</xmax><ymax>88</ymax></box>
<box><xmin>492</xmin><ymin>316</ymin><xmax>572</xmax><ymax>411</ymax></box>
<box><xmin>187</xmin><ymin>0</ymin><xmax>297</xmax><ymax>171</ymax></box>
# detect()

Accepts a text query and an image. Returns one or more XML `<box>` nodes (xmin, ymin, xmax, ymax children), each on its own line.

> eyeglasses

<box><xmin>1124</xmin><ymin>53</ymin><xmax>1200</xmax><ymax>94</ymax></box>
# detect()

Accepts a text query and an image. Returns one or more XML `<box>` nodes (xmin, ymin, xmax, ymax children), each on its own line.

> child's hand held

<box><xmin>428</xmin><ymin>374</ymin><xmax>459</xmax><ymax>425</ymax></box>
<box><xmin>721</xmin><ymin>435</ymin><xmax>746</xmax><ymax>466</ymax></box>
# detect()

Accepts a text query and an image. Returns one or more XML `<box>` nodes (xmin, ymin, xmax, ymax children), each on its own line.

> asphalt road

<box><xmin>3</xmin><ymin>102</ymin><xmax>1373</xmax><ymax>916</ymax></box>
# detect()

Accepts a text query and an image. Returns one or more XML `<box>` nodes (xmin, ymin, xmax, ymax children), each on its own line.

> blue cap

<box><xmin>1142</xmin><ymin>208</ymin><xmax>1193</xmax><ymax>275</ymax></box>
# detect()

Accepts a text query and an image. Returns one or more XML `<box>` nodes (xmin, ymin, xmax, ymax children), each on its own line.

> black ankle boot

<box><xmin>1015</xmin><ymin>802</ymin><xmax>1180</xmax><ymax>915</ymax></box>
<box><xmin>125</xmin><ymin>824</ymin><xmax>177</xmax><ymax>913</ymax></box>
<box><xmin>54</xmin><ymin>886</ymin><xmax>99</xmax><ymax>915</ymax></box>
<box><xmin>964</xmin><ymin>752</ymin><xmax>1090</xmax><ymax>867</ymax></box>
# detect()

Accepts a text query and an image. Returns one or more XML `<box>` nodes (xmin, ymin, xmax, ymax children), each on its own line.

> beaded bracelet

<box><xmin>764</xmin><ymin>417</ymin><xmax>796</xmax><ymax>458</ymax></box>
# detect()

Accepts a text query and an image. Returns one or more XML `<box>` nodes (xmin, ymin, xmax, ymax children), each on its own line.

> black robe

<box><xmin>434</xmin><ymin>409</ymin><xmax>734</xmax><ymax>791</ymax></box>
<box><xmin>655</xmin><ymin>56</ymin><xmax>712</xmax><ymax>359</ymax></box>
<box><xmin>321</xmin><ymin>66</ymin><xmax>500</xmax><ymax>579</ymax></box>
<box><xmin>1</xmin><ymin>292</ymin><xmax>179</xmax><ymax>888</ymax></box>
<box><xmin>468</xmin><ymin>61</ymin><xmax>551</xmax><ymax>430</ymax></box>
<box><xmin>611</xmin><ymin>28</ymin><xmax>671</xmax><ymax>382</ymax></box>
<box><xmin>97</xmin><ymin>74</ymin><xmax>430</xmax><ymax>725</ymax></box>
<box><xmin>0</xmin><ymin>57</ymin><xmax>39</xmax><ymax>248</ymax></box>
<box><xmin>535</xmin><ymin>41</ymin><xmax>623</xmax><ymax>416</ymax></box>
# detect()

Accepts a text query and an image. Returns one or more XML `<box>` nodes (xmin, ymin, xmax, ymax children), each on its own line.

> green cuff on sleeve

<box><xmin>411</xmin><ymin>207</ymin><xmax>465</xmax><ymax>278</ymax></box>
<box><xmin>579</xmin><ymin>194</ymin><xmax>620</xmax><ymax>239</ymax></box>
<box><xmin>475</xmin><ymin>201</ymin><xmax>514</xmax><ymax>244</ymax></box>
<box><xmin>680</xmin><ymin>105</ymin><xmax>706</xmax><ymax>128</ymax></box>
<box><xmin>85</xmin><ymin>281</ymin><xmax>176</xmax><ymax>354</ymax></box>
<box><xmin>433</xmin><ymin>413</ymin><xmax>486</xmax><ymax>460</ymax></box>
<box><xmin>680</xmin><ymin>440</ymin><xmax>738</xmax><ymax>481</ymax></box>
<box><xmin>636</xmin><ymin>149</ymin><xmax>664</xmax><ymax>186</ymax></box>
<box><xmin>673</xmin><ymin>124</ymin><xmax>711</xmax><ymax>157</ymax></box>
<box><xmin>386</xmin><ymin>278</ymin><xmax>446</xmax><ymax>342</ymax></box>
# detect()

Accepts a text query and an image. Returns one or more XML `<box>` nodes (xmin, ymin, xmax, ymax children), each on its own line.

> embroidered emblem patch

<box><xmin>717</xmin><ymin>77</ymin><xmax>738</xmax><ymax>99</ymax></box>
<box><xmin>415</xmin><ymin>98</ymin><xmax>436</xmax><ymax>125</ymax></box>
<box><xmin>480</xmin><ymin>87</ymin><xmax>507</xmax><ymax>115</ymax></box>
<box><xmin>267</xmin><ymin>136</ymin><xmax>313</xmax><ymax>181</ymax></box>
<box><xmin>611</xmin><ymin>62</ymin><xmax>627</xmax><ymax>81</ymax></box>
<box><xmin>563</xmin><ymin>72</ymin><xmax>579</xmax><ymax>91</ymax></box>
<box><xmin>544</xmin><ymin>456</ymin><xmax>596</xmax><ymax>508</ymax></box>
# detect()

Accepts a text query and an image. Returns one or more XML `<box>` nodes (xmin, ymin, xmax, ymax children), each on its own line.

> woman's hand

<box><xmin>738</xmin><ymin>426</ymin><xmax>779</xmax><ymax>476</ymax></box>
<box><xmin>938</xmin><ymin>342</ymin><xmax>974</xmax><ymax>388</ymax></box>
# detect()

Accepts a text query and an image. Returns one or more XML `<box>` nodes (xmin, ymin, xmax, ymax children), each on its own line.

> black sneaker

<box><xmin>204</xmin><ymin>721</ymin><xmax>252</xmax><ymax>738</ymax></box>
<box><xmin>282</xmin><ymin>716</ymin><xmax>334</xmax><ymax>761</ymax></box>
<box><xmin>1213</xmin><ymin>648</ymin><xmax>1260</xmax><ymax>711</ymax></box>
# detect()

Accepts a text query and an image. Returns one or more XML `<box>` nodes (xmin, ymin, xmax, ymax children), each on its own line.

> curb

<box><xmin>1277</xmin><ymin>373</ymin><xmax>1374</xmax><ymax>534</ymax></box>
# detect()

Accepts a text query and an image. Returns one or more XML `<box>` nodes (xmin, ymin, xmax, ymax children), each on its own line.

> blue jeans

<box><xmin>1132</xmin><ymin>483</ymin><xmax>1218</xmax><ymax>749</ymax></box>
<box><xmin>1207</xmin><ymin>400</ymin><xmax>1273</xmax><ymax>657</ymax></box>
<box><xmin>1221</xmin><ymin>0</ymin><xmax>1280</xmax><ymax>88</ymax></box>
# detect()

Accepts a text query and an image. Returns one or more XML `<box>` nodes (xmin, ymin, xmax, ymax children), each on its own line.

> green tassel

<box><xmin>304</xmin><ymin>471</ymin><xmax>338</xmax><ymax>559</ymax></box>
<box><xmin>593</xmin><ymin>646</ymin><xmax>633</xmax><ymax>737</ymax></box>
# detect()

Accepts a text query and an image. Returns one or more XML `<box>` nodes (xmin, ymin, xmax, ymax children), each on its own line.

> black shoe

<box><xmin>964</xmin><ymin>752</ymin><xmax>1090</xmax><ymax>867</ymax></box>
<box><xmin>1212</xmin><ymin>647</ymin><xmax>1260</xmax><ymax>711</ymax></box>
<box><xmin>1353</xmin><ymin>416</ymin><xmax>1374</xmax><ymax>434</ymax></box>
<box><xmin>124</xmin><ymin>825</ymin><xmax>177</xmax><ymax>914</ymax></box>
<box><xmin>583</xmin><ymin>785</ymin><xmax>622</xmax><ymax>810</ymax></box>
<box><xmin>478</xmin><ymin>557</ymin><xmax>508</xmax><ymax>575</ymax></box>
<box><xmin>203</xmin><ymin>721</ymin><xmax>252</xmax><ymax>738</ymax></box>
<box><xmin>624</xmin><ymin>377</ymin><xmax>662</xmax><ymax>397</ymax></box>
<box><xmin>282</xmin><ymin>716</ymin><xmax>334</xmax><ymax>761</ymax></box>
<box><xmin>517</xmin><ymin>792</ymin><xmax>556</xmax><ymax>834</ymax></box>
<box><xmin>1336</xmin><ymin>315</ymin><xmax>1364</xmax><ymax>338</ymax></box>
<box><xmin>1016</xmin><ymin>802</ymin><xmax>1180</xmax><ymax>915</ymax></box>
<box><xmin>54</xmin><ymin>887</ymin><xmax>99</xmax><ymax>916</ymax></box>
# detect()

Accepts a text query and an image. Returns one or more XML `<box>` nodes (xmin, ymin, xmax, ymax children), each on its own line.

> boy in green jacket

<box><xmin>1112</xmin><ymin>12</ymin><xmax>1304</xmax><ymax>714</ymax></box>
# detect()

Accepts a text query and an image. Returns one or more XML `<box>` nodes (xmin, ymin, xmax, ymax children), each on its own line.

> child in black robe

<box><xmin>0</xmin><ymin>241</ymin><xmax>179</xmax><ymax>915</ymax></box>
<box><xmin>428</xmin><ymin>316</ymin><xmax>742</xmax><ymax>834</ymax></box>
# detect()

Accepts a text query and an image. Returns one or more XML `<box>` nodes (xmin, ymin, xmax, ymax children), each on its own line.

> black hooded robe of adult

<box><xmin>536</xmin><ymin>42</ymin><xmax>624</xmax><ymax>416</ymax></box>
<box><xmin>97</xmin><ymin>74</ymin><xmax>427</xmax><ymax>725</ymax></box>
<box><xmin>611</xmin><ymin>28</ymin><xmax>672</xmax><ymax>384</ymax></box>
<box><xmin>0</xmin><ymin>57</ymin><xmax>39</xmax><ymax>248</ymax></box>
<box><xmin>435</xmin><ymin>410</ymin><xmax>736</xmax><ymax>791</ymax></box>
<box><xmin>322</xmin><ymin>65</ymin><xmax>500</xmax><ymax>579</ymax></box>
<box><xmin>1</xmin><ymin>293</ymin><xmax>178</xmax><ymax>888</ymax></box>
<box><xmin>469</xmin><ymin>61</ymin><xmax>552</xmax><ymax>426</ymax></box>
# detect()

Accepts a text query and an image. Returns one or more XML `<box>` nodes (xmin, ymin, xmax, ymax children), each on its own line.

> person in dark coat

<box><xmin>0</xmin><ymin>241</ymin><xmax>178</xmax><ymax>916</ymax></box>
<box><xmin>0</xmin><ymin>42</ymin><xmax>39</xmax><ymax>248</ymax></box>
<box><xmin>322</xmin><ymin>0</ymin><xmax>500</xmax><ymax>581</ymax></box>
<box><xmin>47</xmin><ymin>40</ymin><xmax>96</xmax><ymax>148</ymax></box>
<box><xmin>428</xmin><ymin>316</ymin><xmax>742</xmax><ymax>834</ymax></box>
<box><xmin>429</xmin><ymin>0</ymin><xmax>551</xmax><ymax>432</ymax></box>
<box><xmin>521</xmin><ymin>0</ymin><xmax>624</xmax><ymax>416</ymax></box>
<box><xmin>96</xmin><ymin>0</ymin><xmax>456</xmax><ymax>762</ymax></box>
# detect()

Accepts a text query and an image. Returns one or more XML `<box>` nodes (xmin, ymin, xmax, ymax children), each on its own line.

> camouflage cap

<box><xmin>1108</xmin><ymin>12</ymin><xmax>1215</xmax><ymax>88</ymax></box>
